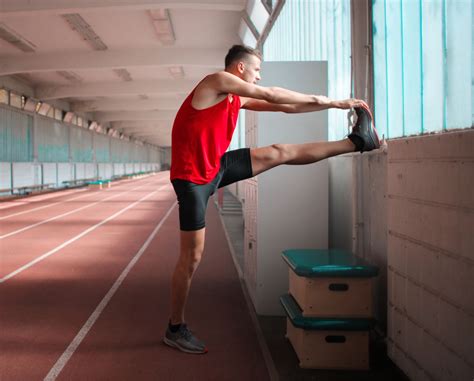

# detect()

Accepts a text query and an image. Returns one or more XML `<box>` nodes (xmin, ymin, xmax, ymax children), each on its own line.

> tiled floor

<box><xmin>218</xmin><ymin>189</ymin><xmax>410</xmax><ymax>381</ymax></box>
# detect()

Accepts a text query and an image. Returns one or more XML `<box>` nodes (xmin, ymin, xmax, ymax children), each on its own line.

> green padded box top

<box><xmin>280</xmin><ymin>294</ymin><xmax>375</xmax><ymax>331</ymax></box>
<box><xmin>88</xmin><ymin>180</ymin><xmax>103</xmax><ymax>185</ymax></box>
<box><xmin>282</xmin><ymin>249</ymin><xmax>379</xmax><ymax>278</ymax></box>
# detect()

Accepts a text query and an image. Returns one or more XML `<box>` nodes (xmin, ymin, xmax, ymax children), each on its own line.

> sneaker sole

<box><xmin>360</xmin><ymin>104</ymin><xmax>381</xmax><ymax>150</ymax></box>
<box><xmin>163</xmin><ymin>337</ymin><xmax>208</xmax><ymax>354</ymax></box>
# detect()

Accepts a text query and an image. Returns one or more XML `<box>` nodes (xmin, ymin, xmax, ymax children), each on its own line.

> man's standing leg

<box><xmin>164</xmin><ymin>228</ymin><xmax>208</xmax><ymax>354</ymax></box>
<box><xmin>170</xmin><ymin>229</ymin><xmax>205</xmax><ymax>324</ymax></box>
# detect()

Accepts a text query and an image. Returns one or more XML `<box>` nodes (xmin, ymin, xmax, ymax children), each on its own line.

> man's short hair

<box><xmin>224</xmin><ymin>45</ymin><xmax>262</xmax><ymax>68</ymax></box>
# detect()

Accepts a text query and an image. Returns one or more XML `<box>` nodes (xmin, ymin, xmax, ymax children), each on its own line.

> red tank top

<box><xmin>170</xmin><ymin>90</ymin><xmax>241</xmax><ymax>184</ymax></box>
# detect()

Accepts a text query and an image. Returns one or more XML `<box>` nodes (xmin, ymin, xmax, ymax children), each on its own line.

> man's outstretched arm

<box><xmin>241</xmin><ymin>97</ymin><xmax>367</xmax><ymax>113</ymax></box>
<box><xmin>207</xmin><ymin>71</ymin><xmax>321</xmax><ymax>104</ymax></box>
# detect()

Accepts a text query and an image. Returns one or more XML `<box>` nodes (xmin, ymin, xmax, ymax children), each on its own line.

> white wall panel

<box><xmin>12</xmin><ymin>162</ymin><xmax>41</xmax><ymax>187</ymax></box>
<box><xmin>0</xmin><ymin>162</ymin><xmax>12</xmax><ymax>190</ymax></box>
<box><xmin>75</xmin><ymin>163</ymin><xmax>85</xmax><ymax>180</ymax></box>
<box><xmin>42</xmin><ymin>163</ymin><xmax>57</xmax><ymax>186</ymax></box>
<box><xmin>84</xmin><ymin>163</ymin><xmax>96</xmax><ymax>179</ymax></box>
<box><xmin>57</xmin><ymin>163</ymin><xmax>73</xmax><ymax>185</ymax></box>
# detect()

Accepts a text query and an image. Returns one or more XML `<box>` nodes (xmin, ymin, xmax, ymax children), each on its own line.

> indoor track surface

<box><xmin>0</xmin><ymin>172</ymin><xmax>270</xmax><ymax>381</ymax></box>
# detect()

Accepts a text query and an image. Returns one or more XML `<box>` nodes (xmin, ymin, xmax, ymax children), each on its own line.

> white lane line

<box><xmin>0</xmin><ymin>184</ymin><xmax>171</xmax><ymax>283</ymax></box>
<box><xmin>0</xmin><ymin>174</ymin><xmax>164</xmax><ymax>221</ymax></box>
<box><xmin>0</xmin><ymin>188</ymin><xmax>87</xmax><ymax>212</ymax></box>
<box><xmin>43</xmin><ymin>201</ymin><xmax>177</xmax><ymax>381</ymax></box>
<box><xmin>0</xmin><ymin>179</ymin><xmax>161</xmax><ymax>240</ymax></box>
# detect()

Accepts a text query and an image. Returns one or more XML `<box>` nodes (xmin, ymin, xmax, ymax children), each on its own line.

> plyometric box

<box><xmin>282</xmin><ymin>249</ymin><xmax>379</xmax><ymax>318</ymax></box>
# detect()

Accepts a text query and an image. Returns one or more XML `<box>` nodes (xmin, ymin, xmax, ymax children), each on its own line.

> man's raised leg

<box><xmin>250</xmin><ymin>138</ymin><xmax>355</xmax><ymax>176</ymax></box>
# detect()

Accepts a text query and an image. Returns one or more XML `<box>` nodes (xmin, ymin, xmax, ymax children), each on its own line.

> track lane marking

<box><xmin>43</xmin><ymin>201</ymin><xmax>177</xmax><ymax>381</ymax></box>
<box><xmin>0</xmin><ymin>178</ymin><xmax>164</xmax><ymax>239</ymax></box>
<box><xmin>0</xmin><ymin>184</ymin><xmax>172</xmax><ymax>283</ymax></box>
<box><xmin>0</xmin><ymin>174</ymin><xmax>166</xmax><ymax>220</ymax></box>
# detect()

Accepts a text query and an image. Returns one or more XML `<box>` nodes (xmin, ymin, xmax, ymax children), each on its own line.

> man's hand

<box><xmin>332</xmin><ymin>98</ymin><xmax>367</xmax><ymax>109</ymax></box>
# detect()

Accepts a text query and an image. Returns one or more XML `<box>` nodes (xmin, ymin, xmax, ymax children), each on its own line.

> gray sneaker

<box><xmin>163</xmin><ymin>324</ymin><xmax>208</xmax><ymax>354</ymax></box>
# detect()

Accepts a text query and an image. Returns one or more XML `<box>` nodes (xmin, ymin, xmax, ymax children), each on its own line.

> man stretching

<box><xmin>164</xmin><ymin>45</ymin><xmax>380</xmax><ymax>354</ymax></box>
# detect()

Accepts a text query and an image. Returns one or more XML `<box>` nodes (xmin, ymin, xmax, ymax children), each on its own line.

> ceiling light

<box><xmin>0</xmin><ymin>22</ymin><xmax>36</xmax><ymax>52</ymax></box>
<box><xmin>62</xmin><ymin>14</ymin><xmax>108</xmax><ymax>51</ymax></box>
<box><xmin>23</xmin><ymin>98</ymin><xmax>39</xmax><ymax>112</ymax></box>
<box><xmin>38</xmin><ymin>103</ymin><xmax>52</xmax><ymax>116</ymax></box>
<box><xmin>63</xmin><ymin>111</ymin><xmax>74</xmax><ymax>123</ymax></box>
<box><xmin>149</xmin><ymin>9</ymin><xmax>175</xmax><ymax>45</ymax></box>
<box><xmin>168</xmin><ymin>66</ymin><xmax>184</xmax><ymax>79</ymax></box>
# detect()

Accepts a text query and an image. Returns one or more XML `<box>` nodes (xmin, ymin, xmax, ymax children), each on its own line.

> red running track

<box><xmin>0</xmin><ymin>172</ymin><xmax>270</xmax><ymax>381</ymax></box>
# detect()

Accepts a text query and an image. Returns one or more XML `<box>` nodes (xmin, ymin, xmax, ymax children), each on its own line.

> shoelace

<box><xmin>179</xmin><ymin>326</ymin><xmax>194</xmax><ymax>340</ymax></box>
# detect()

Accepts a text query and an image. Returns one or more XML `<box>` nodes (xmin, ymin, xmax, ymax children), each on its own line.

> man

<box><xmin>164</xmin><ymin>45</ymin><xmax>380</xmax><ymax>354</ymax></box>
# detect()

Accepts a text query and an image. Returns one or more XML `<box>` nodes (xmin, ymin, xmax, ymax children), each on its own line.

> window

<box><xmin>54</xmin><ymin>108</ymin><xmax>63</xmax><ymax>121</ymax></box>
<box><xmin>10</xmin><ymin>92</ymin><xmax>22</xmax><ymax>108</ymax></box>
<box><xmin>0</xmin><ymin>89</ymin><xmax>8</xmax><ymax>104</ymax></box>
<box><xmin>372</xmin><ymin>0</ymin><xmax>472</xmax><ymax>138</ymax></box>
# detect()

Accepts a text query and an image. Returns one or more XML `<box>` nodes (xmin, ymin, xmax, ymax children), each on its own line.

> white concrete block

<box><xmin>457</xmin><ymin>261</ymin><xmax>474</xmax><ymax>313</ymax></box>
<box><xmin>393</xmin><ymin>272</ymin><xmax>407</xmax><ymax>311</ymax></box>
<box><xmin>459</xmin><ymin>309</ymin><xmax>474</xmax><ymax>367</ymax></box>
<box><xmin>405</xmin><ymin>240</ymin><xmax>423</xmax><ymax>284</ymax></box>
<box><xmin>439</xmin><ymin>132</ymin><xmax>461</xmax><ymax>160</ymax></box>
<box><xmin>459</xmin><ymin>210</ymin><xmax>474</xmax><ymax>261</ymax></box>
<box><xmin>405</xmin><ymin>317</ymin><xmax>424</xmax><ymax>364</ymax></box>
<box><xmin>420</xmin><ymin>288</ymin><xmax>439</xmax><ymax>338</ymax></box>
<box><xmin>406</xmin><ymin>281</ymin><xmax>422</xmax><ymax>324</ymax></box>
<box><xmin>457</xmin><ymin>130</ymin><xmax>474</xmax><ymax>158</ymax></box>
<box><xmin>388</xmin><ymin>138</ymin><xmax>415</xmax><ymax>161</ymax></box>
<box><xmin>420</xmin><ymin>204</ymin><xmax>441</xmax><ymax>249</ymax></box>
<box><xmin>390</xmin><ymin>305</ymin><xmax>406</xmax><ymax>347</ymax></box>
<box><xmin>438</xmin><ymin>299</ymin><xmax>463</xmax><ymax>356</ymax></box>
<box><xmin>419</xmin><ymin>331</ymin><xmax>442</xmax><ymax>377</ymax></box>
<box><xmin>438</xmin><ymin>343</ymin><xmax>471</xmax><ymax>381</ymax></box>
<box><xmin>387</xmin><ymin>162</ymin><xmax>406</xmax><ymax>197</ymax></box>
<box><xmin>458</xmin><ymin>162</ymin><xmax>474</xmax><ymax>209</ymax></box>
<box><xmin>418</xmin><ymin>134</ymin><xmax>441</xmax><ymax>160</ymax></box>
<box><xmin>420</xmin><ymin>246</ymin><xmax>441</xmax><ymax>294</ymax></box>
<box><xmin>438</xmin><ymin>253</ymin><xmax>469</xmax><ymax>310</ymax></box>
<box><xmin>435</xmin><ymin>162</ymin><xmax>459</xmax><ymax>206</ymax></box>
<box><xmin>388</xmin><ymin>235</ymin><xmax>406</xmax><ymax>274</ymax></box>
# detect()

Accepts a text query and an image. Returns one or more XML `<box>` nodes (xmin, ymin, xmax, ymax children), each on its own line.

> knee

<box><xmin>270</xmin><ymin>143</ymin><xmax>290</xmax><ymax>162</ymax></box>
<box><xmin>179</xmin><ymin>249</ymin><xmax>203</xmax><ymax>276</ymax></box>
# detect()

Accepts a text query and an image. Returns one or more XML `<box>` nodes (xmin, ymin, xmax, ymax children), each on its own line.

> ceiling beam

<box><xmin>71</xmin><ymin>97</ymin><xmax>183</xmax><ymax>112</ymax></box>
<box><xmin>35</xmin><ymin>79</ymin><xmax>197</xmax><ymax>100</ymax></box>
<box><xmin>94</xmin><ymin>110</ymin><xmax>176</xmax><ymax>122</ymax></box>
<box><xmin>0</xmin><ymin>48</ymin><xmax>224</xmax><ymax>76</ymax></box>
<box><xmin>1</xmin><ymin>0</ymin><xmax>246</xmax><ymax>15</ymax></box>
<box><xmin>111</xmin><ymin>121</ymin><xmax>169</xmax><ymax>129</ymax></box>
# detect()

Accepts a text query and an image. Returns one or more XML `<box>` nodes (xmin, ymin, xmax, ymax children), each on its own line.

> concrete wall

<box><xmin>329</xmin><ymin>129</ymin><xmax>474</xmax><ymax>381</ymax></box>
<box><xmin>386</xmin><ymin>130</ymin><xmax>473</xmax><ymax>381</ymax></box>
<box><xmin>329</xmin><ymin>149</ymin><xmax>388</xmax><ymax>331</ymax></box>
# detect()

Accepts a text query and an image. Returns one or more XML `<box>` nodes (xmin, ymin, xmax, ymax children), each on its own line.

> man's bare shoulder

<box><xmin>196</xmin><ymin>71</ymin><xmax>233</xmax><ymax>91</ymax></box>
<box><xmin>192</xmin><ymin>71</ymin><xmax>232</xmax><ymax>109</ymax></box>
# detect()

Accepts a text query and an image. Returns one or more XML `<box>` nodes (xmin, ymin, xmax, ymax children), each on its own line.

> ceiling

<box><xmin>0</xmin><ymin>0</ymin><xmax>274</xmax><ymax>147</ymax></box>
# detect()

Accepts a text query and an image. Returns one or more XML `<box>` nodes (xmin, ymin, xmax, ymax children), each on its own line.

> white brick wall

<box><xmin>387</xmin><ymin>130</ymin><xmax>474</xmax><ymax>381</ymax></box>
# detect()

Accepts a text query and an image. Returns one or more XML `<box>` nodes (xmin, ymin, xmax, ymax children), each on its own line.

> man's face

<box><xmin>240</xmin><ymin>55</ymin><xmax>261</xmax><ymax>84</ymax></box>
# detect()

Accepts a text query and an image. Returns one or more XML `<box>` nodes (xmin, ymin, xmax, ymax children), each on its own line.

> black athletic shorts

<box><xmin>171</xmin><ymin>148</ymin><xmax>253</xmax><ymax>231</ymax></box>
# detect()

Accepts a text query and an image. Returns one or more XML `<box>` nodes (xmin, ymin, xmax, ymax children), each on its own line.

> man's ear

<box><xmin>237</xmin><ymin>61</ymin><xmax>245</xmax><ymax>74</ymax></box>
